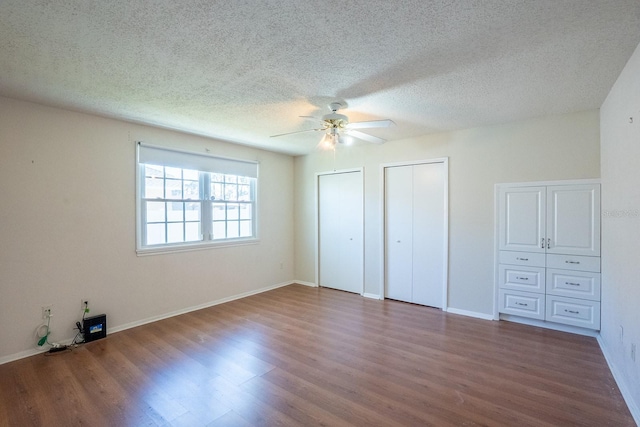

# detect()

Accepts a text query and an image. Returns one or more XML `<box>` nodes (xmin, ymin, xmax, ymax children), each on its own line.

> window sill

<box><xmin>136</xmin><ymin>238</ymin><xmax>260</xmax><ymax>256</ymax></box>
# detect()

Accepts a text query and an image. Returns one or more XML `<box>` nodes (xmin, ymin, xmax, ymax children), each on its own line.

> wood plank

<box><xmin>0</xmin><ymin>284</ymin><xmax>634</xmax><ymax>426</ymax></box>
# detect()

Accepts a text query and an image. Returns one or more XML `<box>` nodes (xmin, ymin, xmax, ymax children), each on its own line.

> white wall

<box><xmin>600</xmin><ymin>41</ymin><xmax>640</xmax><ymax>417</ymax></box>
<box><xmin>0</xmin><ymin>96</ymin><xmax>295</xmax><ymax>361</ymax></box>
<box><xmin>294</xmin><ymin>110</ymin><xmax>600</xmax><ymax>316</ymax></box>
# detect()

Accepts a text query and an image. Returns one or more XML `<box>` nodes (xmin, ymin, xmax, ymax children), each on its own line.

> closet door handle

<box><xmin>547</xmin><ymin>238</ymin><xmax>551</xmax><ymax>249</ymax></box>
<box><xmin>541</xmin><ymin>238</ymin><xmax>545</xmax><ymax>249</ymax></box>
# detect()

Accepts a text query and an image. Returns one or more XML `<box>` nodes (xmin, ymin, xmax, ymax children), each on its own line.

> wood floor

<box><xmin>0</xmin><ymin>284</ymin><xmax>634</xmax><ymax>426</ymax></box>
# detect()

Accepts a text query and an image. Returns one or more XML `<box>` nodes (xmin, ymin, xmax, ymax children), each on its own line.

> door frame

<box><xmin>380</xmin><ymin>158</ymin><xmax>449</xmax><ymax>309</ymax></box>
<box><xmin>315</xmin><ymin>168</ymin><xmax>365</xmax><ymax>295</ymax></box>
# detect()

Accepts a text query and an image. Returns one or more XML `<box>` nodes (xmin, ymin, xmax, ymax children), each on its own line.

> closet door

<box><xmin>318</xmin><ymin>171</ymin><xmax>363</xmax><ymax>294</ymax></box>
<box><xmin>385</xmin><ymin>166</ymin><xmax>413</xmax><ymax>302</ymax></box>
<box><xmin>385</xmin><ymin>162</ymin><xmax>446</xmax><ymax>308</ymax></box>
<box><xmin>412</xmin><ymin>162</ymin><xmax>445</xmax><ymax>307</ymax></box>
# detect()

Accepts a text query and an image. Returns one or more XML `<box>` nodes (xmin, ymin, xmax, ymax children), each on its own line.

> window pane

<box><xmin>227</xmin><ymin>221</ymin><xmax>239</xmax><ymax>238</ymax></box>
<box><xmin>146</xmin><ymin>223</ymin><xmax>165</xmax><ymax>245</ymax></box>
<box><xmin>145</xmin><ymin>164</ymin><xmax>163</xmax><ymax>178</ymax></box>
<box><xmin>167</xmin><ymin>223</ymin><xmax>184</xmax><ymax>243</ymax></box>
<box><xmin>211</xmin><ymin>183</ymin><xmax>224</xmax><ymax>200</ymax></box>
<box><xmin>211</xmin><ymin>173</ymin><xmax>224</xmax><ymax>183</ymax></box>
<box><xmin>183</xmin><ymin>169</ymin><xmax>199</xmax><ymax>180</ymax></box>
<box><xmin>185</xmin><ymin>222</ymin><xmax>200</xmax><ymax>241</ymax></box>
<box><xmin>146</xmin><ymin>201</ymin><xmax>166</xmax><ymax>222</ymax></box>
<box><xmin>225</xmin><ymin>175</ymin><xmax>237</xmax><ymax>184</ymax></box>
<box><xmin>167</xmin><ymin>202</ymin><xmax>184</xmax><ymax>222</ymax></box>
<box><xmin>165</xmin><ymin>167</ymin><xmax>181</xmax><ymax>179</ymax></box>
<box><xmin>239</xmin><ymin>204</ymin><xmax>251</xmax><ymax>220</ymax></box>
<box><xmin>212</xmin><ymin>203</ymin><xmax>226</xmax><ymax>220</ymax></box>
<box><xmin>227</xmin><ymin>203</ymin><xmax>239</xmax><ymax>220</ymax></box>
<box><xmin>183</xmin><ymin>180</ymin><xmax>199</xmax><ymax>200</ymax></box>
<box><xmin>165</xmin><ymin>179</ymin><xmax>182</xmax><ymax>199</ymax></box>
<box><xmin>238</xmin><ymin>176</ymin><xmax>250</xmax><ymax>184</ymax></box>
<box><xmin>212</xmin><ymin>221</ymin><xmax>226</xmax><ymax>239</ymax></box>
<box><xmin>240</xmin><ymin>220</ymin><xmax>252</xmax><ymax>237</ymax></box>
<box><xmin>185</xmin><ymin>202</ymin><xmax>200</xmax><ymax>221</ymax></box>
<box><xmin>145</xmin><ymin>177</ymin><xmax>164</xmax><ymax>199</ymax></box>
<box><xmin>238</xmin><ymin>185</ymin><xmax>251</xmax><ymax>201</ymax></box>
<box><xmin>225</xmin><ymin>184</ymin><xmax>237</xmax><ymax>201</ymax></box>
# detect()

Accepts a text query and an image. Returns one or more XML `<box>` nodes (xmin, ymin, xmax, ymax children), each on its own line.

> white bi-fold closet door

<box><xmin>384</xmin><ymin>160</ymin><xmax>448</xmax><ymax>308</ymax></box>
<box><xmin>318</xmin><ymin>170</ymin><xmax>364</xmax><ymax>294</ymax></box>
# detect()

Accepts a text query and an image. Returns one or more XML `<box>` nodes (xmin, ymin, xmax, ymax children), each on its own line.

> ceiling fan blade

<box><xmin>346</xmin><ymin>119</ymin><xmax>395</xmax><ymax>129</ymax></box>
<box><xmin>299</xmin><ymin>115</ymin><xmax>322</xmax><ymax>121</ymax></box>
<box><xmin>348</xmin><ymin>130</ymin><xmax>386</xmax><ymax>144</ymax></box>
<box><xmin>270</xmin><ymin>128</ymin><xmax>324</xmax><ymax>138</ymax></box>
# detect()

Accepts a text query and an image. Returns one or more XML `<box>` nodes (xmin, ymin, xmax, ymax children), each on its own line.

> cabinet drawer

<box><xmin>546</xmin><ymin>269</ymin><xmax>601</xmax><ymax>301</ymax></box>
<box><xmin>499</xmin><ymin>251</ymin><xmax>545</xmax><ymax>267</ymax></box>
<box><xmin>499</xmin><ymin>289</ymin><xmax>545</xmax><ymax>320</ymax></box>
<box><xmin>499</xmin><ymin>265</ymin><xmax>545</xmax><ymax>293</ymax></box>
<box><xmin>545</xmin><ymin>295</ymin><xmax>600</xmax><ymax>330</ymax></box>
<box><xmin>546</xmin><ymin>254</ymin><xmax>600</xmax><ymax>272</ymax></box>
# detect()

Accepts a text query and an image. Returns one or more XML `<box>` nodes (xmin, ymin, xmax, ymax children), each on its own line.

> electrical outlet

<box><xmin>632</xmin><ymin>344</ymin><xmax>636</xmax><ymax>362</ymax></box>
<box><xmin>41</xmin><ymin>305</ymin><xmax>52</xmax><ymax>319</ymax></box>
<box><xmin>81</xmin><ymin>299</ymin><xmax>90</xmax><ymax>314</ymax></box>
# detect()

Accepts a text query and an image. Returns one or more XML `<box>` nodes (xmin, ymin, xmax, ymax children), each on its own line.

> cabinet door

<box><xmin>546</xmin><ymin>184</ymin><xmax>600</xmax><ymax>256</ymax></box>
<box><xmin>499</xmin><ymin>186</ymin><xmax>546</xmax><ymax>253</ymax></box>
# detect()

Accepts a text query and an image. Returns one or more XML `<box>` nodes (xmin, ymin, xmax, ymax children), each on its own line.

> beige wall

<box><xmin>0</xmin><ymin>96</ymin><xmax>295</xmax><ymax>361</ymax></box>
<box><xmin>294</xmin><ymin>110</ymin><xmax>600</xmax><ymax>315</ymax></box>
<box><xmin>600</xmin><ymin>41</ymin><xmax>640</xmax><ymax>416</ymax></box>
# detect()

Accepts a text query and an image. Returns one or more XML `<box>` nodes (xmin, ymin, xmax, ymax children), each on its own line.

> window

<box><xmin>137</xmin><ymin>143</ymin><xmax>258</xmax><ymax>253</ymax></box>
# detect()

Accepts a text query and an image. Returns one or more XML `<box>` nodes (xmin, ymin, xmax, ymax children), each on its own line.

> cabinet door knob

<box><xmin>547</xmin><ymin>238</ymin><xmax>551</xmax><ymax>249</ymax></box>
<box><xmin>541</xmin><ymin>238</ymin><xmax>545</xmax><ymax>249</ymax></box>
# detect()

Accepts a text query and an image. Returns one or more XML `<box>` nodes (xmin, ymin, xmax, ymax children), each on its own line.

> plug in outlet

<box><xmin>41</xmin><ymin>305</ymin><xmax>52</xmax><ymax>319</ymax></box>
<box><xmin>81</xmin><ymin>299</ymin><xmax>90</xmax><ymax>315</ymax></box>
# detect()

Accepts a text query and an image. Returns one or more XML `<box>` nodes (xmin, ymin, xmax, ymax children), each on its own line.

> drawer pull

<box><xmin>515</xmin><ymin>302</ymin><xmax>529</xmax><ymax>307</ymax></box>
<box><xmin>564</xmin><ymin>309</ymin><xmax>580</xmax><ymax>314</ymax></box>
<box><xmin>516</xmin><ymin>257</ymin><xmax>529</xmax><ymax>261</ymax></box>
<box><xmin>565</xmin><ymin>282</ymin><xmax>580</xmax><ymax>287</ymax></box>
<box><xmin>565</xmin><ymin>260</ymin><xmax>580</xmax><ymax>265</ymax></box>
<box><xmin>516</xmin><ymin>277</ymin><xmax>529</xmax><ymax>281</ymax></box>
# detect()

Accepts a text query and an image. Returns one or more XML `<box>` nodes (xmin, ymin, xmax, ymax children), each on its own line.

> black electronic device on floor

<box><xmin>83</xmin><ymin>314</ymin><xmax>107</xmax><ymax>342</ymax></box>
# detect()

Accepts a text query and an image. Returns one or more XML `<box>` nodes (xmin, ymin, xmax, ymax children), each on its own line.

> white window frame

<box><xmin>136</xmin><ymin>142</ymin><xmax>259</xmax><ymax>255</ymax></box>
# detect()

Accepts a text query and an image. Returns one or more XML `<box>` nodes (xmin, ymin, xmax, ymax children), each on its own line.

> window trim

<box><xmin>135</xmin><ymin>142</ymin><xmax>260</xmax><ymax>255</ymax></box>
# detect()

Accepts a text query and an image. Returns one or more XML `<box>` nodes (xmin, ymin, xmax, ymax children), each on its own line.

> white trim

<box><xmin>294</xmin><ymin>280</ymin><xmax>318</xmax><ymax>287</ymax></box>
<box><xmin>597</xmin><ymin>336</ymin><xmax>640</xmax><ymax>425</ymax></box>
<box><xmin>496</xmin><ymin>178</ymin><xmax>601</xmax><ymax>188</ymax></box>
<box><xmin>0</xmin><ymin>280</ymin><xmax>295</xmax><ymax>366</ymax></box>
<box><xmin>315</xmin><ymin>168</ymin><xmax>365</xmax><ymax>295</ymax></box>
<box><xmin>445</xmin><ymin>307</ymin><xmax>495</xmax><ymax>321</ymax></box>
<box><xmin>363</xmin><ymin>293</ymin><xmax>382</xmax><ymax>300</ymax></box>
<box><xmin>379</xmin><ymin>158</ymin><xmax>449</xmax><ymax>308</ymax></box>
<box><xmin>136</xmin><ymin>238</ymin><xmax>260</xmax><ymax>256</ymax></box>
<box><xmin>499</xmin><ymin>314</ymin><xmax>599</xmax><ymax>337</ymax></box>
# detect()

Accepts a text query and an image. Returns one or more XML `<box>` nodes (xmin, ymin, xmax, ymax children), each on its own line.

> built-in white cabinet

<box><xmin>496</xmin><ymin>181</ymin><xmax>601</xmax><ymax>331</ymax></box>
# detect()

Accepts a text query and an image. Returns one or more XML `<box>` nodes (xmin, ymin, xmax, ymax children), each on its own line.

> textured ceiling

<box><xmin>1</xmin><ymin>1</ymin><xmax>639</xmax><ymax>155</ymax></box>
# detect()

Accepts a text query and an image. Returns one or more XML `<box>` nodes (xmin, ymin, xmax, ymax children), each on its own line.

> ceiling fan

<box><xmin>270</xmin><ymin>102</ymin><xmax>395</xmax><ymax>148</ymax></box>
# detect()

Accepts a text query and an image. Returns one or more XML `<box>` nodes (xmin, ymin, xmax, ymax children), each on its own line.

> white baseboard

<box><xmin>0</xmin><ymin>280</ymin><xmax>295</xmax><ymax>366</ymax></box>
<box><xmin>445</xmin><ymin>307</ymin><xmax>495</xmax><ymax>321</ymax></box>
<box><xmin>362</xmin><ymin>293</ymin><xmax>382</xmax><ymax>300</ymax></box>
<box><xmin>597</xmin><ymin>336</ymin><xmax>640</xmax><ymax>425</ymax></box>
<box><xmin>110</xmin><ymin>280</ymin><xmax>294</xmax><ymax>335</ymax></box>
<box><xmin>499</xmin><ymin>314</ymin><xmax>598</xmax><ymax>337</ymax></box>
<box><xmin>293</xmin><ymin>280</ymin><xmax>318</xmax><ymax>287</ymax></box>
